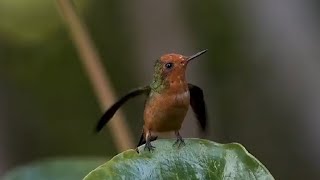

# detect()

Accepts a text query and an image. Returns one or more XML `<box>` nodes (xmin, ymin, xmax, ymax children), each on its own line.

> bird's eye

<box><xmin>165</xmin><ymin>62</ymin><xmax>173</xmax><ymax>69</ymax></box>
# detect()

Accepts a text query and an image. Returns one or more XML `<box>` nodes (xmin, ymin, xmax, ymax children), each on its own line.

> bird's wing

<box><xmin>188</xmin><ymin>83</ymin><xmax>207</xmax><ymax>131</ymax></box>
<box><xmin>95</xmin><ymin>86</ymin><xmax>151</xmax><ymax>132</ymax></box>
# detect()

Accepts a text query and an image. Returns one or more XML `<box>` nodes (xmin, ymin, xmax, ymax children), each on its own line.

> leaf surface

<box><xmin>84</xmin><ymin>139</ymin><xmax>274</xmax><ymax>180</ymax></box>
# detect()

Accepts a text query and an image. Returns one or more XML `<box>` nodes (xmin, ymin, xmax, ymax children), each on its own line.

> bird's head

<box><xmin>151</xmin><ymin>49</ymin><xmax>207</xmax><ymax>91</ymax></box>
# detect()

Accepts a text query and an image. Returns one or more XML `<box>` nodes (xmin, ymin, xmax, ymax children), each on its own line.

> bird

<box><xmin>95</xmin><ymin>49</ymin><xmax>208</xmax><ymax>152</ymax></box>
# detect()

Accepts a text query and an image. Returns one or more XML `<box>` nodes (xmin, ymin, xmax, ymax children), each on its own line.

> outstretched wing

<box><xmin>95</xmin><ymin>86</ymin><xmax>151</xmax><ymax>132</ymax></box>
<box><xmin>188</xmin><ymin>83</ymin><xmax>207</xmax><ymax>131</ymax></box>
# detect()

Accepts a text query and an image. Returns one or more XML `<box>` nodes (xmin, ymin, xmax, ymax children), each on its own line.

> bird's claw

<box><xmin>173</xmin><ymin>138</ymin><xmax>185</xmax><ymax>148</ymax></box>
<box><xmin>144</xmin><ymin>142</ymin><xmax>155</xmax><ymax>152</ymax></box>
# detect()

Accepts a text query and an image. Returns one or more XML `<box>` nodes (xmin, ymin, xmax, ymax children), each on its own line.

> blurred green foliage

<box><xmin>0</xmin><ymin>0</ymin><xmax>87</xmax><ymax>43</ymax></box>
<box><xmin>2</xmin><ymin>157</ymin><xmax>105</xmax><ymax>180</ymax></box>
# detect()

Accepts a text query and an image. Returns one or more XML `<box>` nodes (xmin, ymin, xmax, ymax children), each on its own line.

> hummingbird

<box><xmin>95</xmin><ymin>49</ymin><xmax>208</xmax><ymax>152</ymax></box>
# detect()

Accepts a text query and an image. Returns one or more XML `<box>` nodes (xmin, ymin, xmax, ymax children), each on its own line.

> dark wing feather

<box><xmin>95</xmin><ymin>86</ymin><xmax>151</xmax><ymax>132</ymax></box>
<box><xmin>188</xmin><ymin>83</ymin><xmax>207</xmax><ymax>131</ymax></box>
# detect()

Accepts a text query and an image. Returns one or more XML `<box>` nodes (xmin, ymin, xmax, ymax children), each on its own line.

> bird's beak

<box><xmin>187</xmin><ymin>49</ymin><xmax>208</xmax><ymax>62</ymax></box>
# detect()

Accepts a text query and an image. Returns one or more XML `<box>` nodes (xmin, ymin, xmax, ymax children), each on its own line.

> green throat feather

<box><xmin>150</xmin><ymin>59</ymin><xmax>169</xmax><ymax>93</ymax></box>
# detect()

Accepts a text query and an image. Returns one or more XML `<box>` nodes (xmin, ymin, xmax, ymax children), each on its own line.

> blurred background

<box><xmin>1</xmin><ymin>0</ymin><xmax>320</xmax><ymax>179</ymax></box>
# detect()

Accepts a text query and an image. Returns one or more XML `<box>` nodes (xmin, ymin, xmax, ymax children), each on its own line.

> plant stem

<box><xmin>56</xmin><ymin>0</ymin><xmax>134</xmax><ymax>151</ymax></box>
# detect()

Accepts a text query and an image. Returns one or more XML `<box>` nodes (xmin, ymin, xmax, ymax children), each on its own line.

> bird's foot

<box><xmin>173</xmin><ymin>137</ymin><xmax>185</xmax><ymax>148</ymax></box>
<box><xmin>144</xmin><ymin>142</ymin><xmax>155</xmax><ymax>152</ymax></box>
<box><xmin>137</xmin><ymin>137</ymin><xmax>157</xmax><ymax>153</ymax></box>
<box><xmin>173</xmin><ymin>131</ymin><xmax>185</xmax><ymax>148</ymax></box>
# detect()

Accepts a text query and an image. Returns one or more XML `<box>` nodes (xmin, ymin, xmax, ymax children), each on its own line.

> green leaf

<box><xmin>84</xmin><ymin>139</ymin><xmax>274</xmax><ymax>180</ymax></box>
<box><xmin>2</xmin><ymin>157</ymin><xmax>106</xmax><ymax>180</ymax></box>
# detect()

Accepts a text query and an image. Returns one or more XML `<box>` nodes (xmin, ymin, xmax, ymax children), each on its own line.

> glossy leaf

<box><xmin>2</xmin><ymin>157</ymin><xmax>105</xmax><ymax>180</ymax></box>
<box><xmin>84</xmin><ymin>139</ymin><xmax>274</xmax><ymax>180</ymax></box>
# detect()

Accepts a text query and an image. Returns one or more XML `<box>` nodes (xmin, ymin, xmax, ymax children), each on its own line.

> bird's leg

<box><xmin>136</xmin><ymin>129</ymin><xmax>158</xmax><ymax>153</ymax></box>
<box><xmin>144</xmin><ymin>130</ymin><xmax>155</xmax><ymax>151</ymax></box>
<box><xmin>173</xmin><ymin>131</ymin><xmax>185</xmax><ymax>147</ymax></box>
